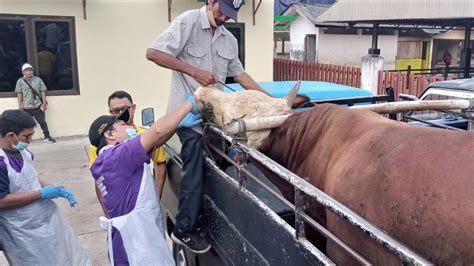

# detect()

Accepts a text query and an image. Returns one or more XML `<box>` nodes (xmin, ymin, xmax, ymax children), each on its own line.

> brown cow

<box><xmin>258</xmin><ymin>103</ymin><xmax>474</xmax><ymax>265</ymax></box>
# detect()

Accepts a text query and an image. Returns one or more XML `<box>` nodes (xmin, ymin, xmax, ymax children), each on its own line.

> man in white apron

<box><xmin>0</xmin><ymin>109</ymin><xmax>90</xmax><ymax>265</ymax></box>
<box><xmin>89</xmin><ymin>93</ymin><xmax>201</xmax><ymax>265</ymax></box>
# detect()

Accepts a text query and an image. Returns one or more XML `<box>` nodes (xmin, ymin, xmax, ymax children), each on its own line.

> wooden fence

<box><xmin>377</xmin><ymin>71</ymin><xmax>449</xmax><ymax>100</ymax></box>
<box><xmin>273</xmin><ymin>59</ymin><xmax>453</xmax><ymax>100</ymax></box>
<box><xmin>273</xmin><ymin>59</ymin><xmax>361</xmax><ymax>87</ymax></box>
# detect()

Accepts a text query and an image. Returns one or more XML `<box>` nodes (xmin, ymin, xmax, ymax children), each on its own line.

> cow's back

<box><xmin>260</xmin><ymin>104</ymin><xmax>474</xmax><ymax>264</ymax></box>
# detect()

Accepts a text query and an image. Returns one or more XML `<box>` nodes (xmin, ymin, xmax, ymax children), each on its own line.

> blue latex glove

<box><xmin>184</xmin><ymin>93</ymin><xmax>199</xmax><ymax>114</ymax></box>
<box><xmin>39</xmin><ymin>185</ymin><xmax>62</xmax><ymax>199</ymax></box>
<box><xmin>179</xmin><ymin>113</ymin><xmax>203</xmax><ymax>128</ymax></box>
<box><xmin>59</xmin><ymin>187</ymin><xmax>77</xmax><ymax>207</ymax></box>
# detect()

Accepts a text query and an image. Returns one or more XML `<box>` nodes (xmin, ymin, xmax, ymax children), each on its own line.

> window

<box><xmin>397</xmin><ymin>41</ymin><xmax>421</xmax><ymax>60</ymax></box>
<box><xmin>274</xmin><ymin>31</ymin><xmax>290</xmax><ymax>58</ymax></box>
<box><xmin>223</xmin><ymin>22</ymin><xmax>245</xmax><ymax>84</ymax></box>
<box><xmin>421</xmin><ymin>41</ymin><xmax>429</xmax><ymax>60</ymax></box>
<box><xmin>304</xmin><ymin>34</ymin><xmax>316</xmax><ymax>62</ymax></box>
<box><xmin>0</xmin><ymin>14</ymin><xmax>79</xmax><ymax>97</ymax></box>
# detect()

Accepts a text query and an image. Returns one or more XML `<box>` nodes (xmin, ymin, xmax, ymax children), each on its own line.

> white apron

<box><xmin>0</xmin><ymin>148</ymin><xmax>90</xmax><ymax>266</ymax></box>
<box><xmin>99</xmin><ymin>146</ymin><xmax>174</xmax><ymax>266</ymax></box>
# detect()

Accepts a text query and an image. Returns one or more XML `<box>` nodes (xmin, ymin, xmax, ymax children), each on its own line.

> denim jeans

<box><xmin>175</xmin><ymin>127</ymin><xmax>203</xmax><ymax>233</ymax></box>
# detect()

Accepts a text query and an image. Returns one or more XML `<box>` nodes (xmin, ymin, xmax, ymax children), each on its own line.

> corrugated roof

<box><xmin>275</xmin><ymin>3</ymin><xmax>332</xmax><ymax>27</ymax></box>
<box><xmin>317</xmin><ymin>0</ymin><xmax>474</xmax><ymax>27</ymax></box>
<box><xmin>292</xmin><ymin>3</ymin><xmax>332</xmax><ymax>24</ymax></box>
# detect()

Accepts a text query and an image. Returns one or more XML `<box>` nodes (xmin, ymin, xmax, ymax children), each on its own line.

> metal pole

<box><xmin>372</xmin><ymin>24</ymin><xmax>378</xmax><ymax>50</ymax></box>
<box><xmin>294</xmin><ymin>187</ymin><xmax>306</xmax><ymax>239</ymax></box>
<box><xmin>369</xmin><ymin>24</ymin><xmax>380</xmax><ymax>55</ymax></box>
<box><xmin>406</xmin><ymin>65</ymin><xmax>411</xmax><ymax>94</ymax></box>
<box><xmin>463</xmin><ymin>20</ymin><xmax>472</xmax><ymax>78</ymax></box>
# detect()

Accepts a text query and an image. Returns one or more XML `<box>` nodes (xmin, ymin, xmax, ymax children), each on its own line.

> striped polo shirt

<box><xmin>149</xmin><ymin>6</ymin><xmax>245</xmax><ymax>113</ymax></box>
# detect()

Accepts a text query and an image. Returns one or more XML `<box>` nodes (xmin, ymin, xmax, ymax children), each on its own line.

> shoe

<box><xmin>43</xmin><ymin>137</ymin><xmax>56</xmax><ymax>143</ymax></box>
<box><xmin>171</xmin><ymin>228</ymin><xmax>211</xmax><ymax>254</ymax></box>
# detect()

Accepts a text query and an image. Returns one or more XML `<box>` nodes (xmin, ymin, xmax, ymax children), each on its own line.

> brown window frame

<box><xmin>0</xmin><ymin>13</ymin><xmax>79</xmax><ymax>98</ymax></box>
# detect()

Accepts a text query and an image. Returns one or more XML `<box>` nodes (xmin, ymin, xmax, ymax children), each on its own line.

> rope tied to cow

<box><xmin>225</xmin><ymin>115</ymin><xmax>248</xmax><ymax>142</ymax></box>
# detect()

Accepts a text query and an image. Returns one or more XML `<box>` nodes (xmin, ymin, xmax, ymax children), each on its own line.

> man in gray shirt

<box><xmin>146</xmin><ymin>0</ymin><xmax>269</xmax><ymax>253</ymax></box>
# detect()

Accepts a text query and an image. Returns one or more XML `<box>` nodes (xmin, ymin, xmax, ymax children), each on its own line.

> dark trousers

<box><xmin>24</xmin><ymin>107</ymin><xmax>51</xmax><ymax>138</ymax></box>
<box><xmin>175</xmin><ymin>127</ymin><xmax>203</xmax><ymax>233</ymax></box>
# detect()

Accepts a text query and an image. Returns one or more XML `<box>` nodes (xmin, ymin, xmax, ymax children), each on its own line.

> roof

<box><xmin>275</xmin><ymin>3</ymin><xmax>332</xmax><ymax>27</ymax></box>
<box><xmin>427</xmin><ymin>78</ymin><xmax>474</xmax><ymax>92</ymax></box>
<box><xmin>290</xmin><ymin>3</ymin><xmax>332</xmax><ymax>24</ymax></box>
<box><xmin>317</xmin><ymin>0</ymin><xmax>474</xmax><ymax>28</ymax></box>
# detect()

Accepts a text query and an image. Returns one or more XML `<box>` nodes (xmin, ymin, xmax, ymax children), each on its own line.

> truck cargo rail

<box><xmin>204</xmin><ymin>125</ymin><xmax>431</xmax><ymax>265</ymax></box>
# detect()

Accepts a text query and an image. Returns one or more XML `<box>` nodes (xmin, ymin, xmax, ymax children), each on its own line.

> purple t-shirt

<box><xmin>90</xmin><ymin>136</ymin><xmax>152</xmax><ymax>264</ymax></box>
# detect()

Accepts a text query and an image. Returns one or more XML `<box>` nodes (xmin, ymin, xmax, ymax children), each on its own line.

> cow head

<box><xmin>194</xmin><ymin>81</ymin><xmax>301</xmax><ymax>148</ymax></box>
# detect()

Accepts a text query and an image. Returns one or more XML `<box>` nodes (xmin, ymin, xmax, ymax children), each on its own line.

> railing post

<box><xmin>294</xmin><ymin>186</ymin><xmax>306</xmax><ymax>239</ymax></box>
<box><xmin>406</xmin><ymin>65</ymin><xmax>411</xmax><ymax>93</ymax></box>
<box><xmin>468</xmin><ymin>114</ymin><xmax>474</xmax><ymax>133</ymax></box>
<box><xmin>234</xmin><ymin>141</ymin><xmax>248</xmax><ymax>191</ymax></box>
<box><xmin>386</xmin><ymin>86</ymin><xmax>397</xmax><ymax>120</ymax></box>
<box><xmin>443</xmin><ymin>64</ymin><xmax>450</xmax><ymax>80</ymax></box>
<box><xmin>377</xmin><ymin>70</ymin><xmax>383</xmax><ymax>95</ymax></box>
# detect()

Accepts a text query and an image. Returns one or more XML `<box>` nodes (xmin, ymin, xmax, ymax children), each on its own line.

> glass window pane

<box><xmin>0</xmin><ymin>19</ymin><xmax>27</xmax><ymax>93</ymax></box>
<box><xmin>34</xmin><ymin>21</ymin><xmax>73</xmax><ymax>90</ymax></box>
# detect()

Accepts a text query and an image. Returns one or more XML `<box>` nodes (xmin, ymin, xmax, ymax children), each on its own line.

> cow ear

<box><xmin>286</xmin><ymin>80</ymin><xmax>301</xmax><ymax>107</ymax></box>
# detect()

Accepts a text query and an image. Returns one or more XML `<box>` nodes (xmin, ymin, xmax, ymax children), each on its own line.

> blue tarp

<box><xmin>274</xmin><ymin>0</ymin><xmax>336</xmax><ymax>16</ymax></box>
<box><xmin>225</xmin><ymin>81</ymin><xmax>372</xmax><ymax>100</ymax></box>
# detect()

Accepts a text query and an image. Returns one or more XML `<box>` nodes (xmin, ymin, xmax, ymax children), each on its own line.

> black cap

<box><xmin>218</xmin><ymin>0</ymin><xmax>244</xmax><ymax>21</ymax></box>
<box><xmin>88</xmin><ymin>109</ymin><xmax>129</xmax><ymax>149</ymax></box>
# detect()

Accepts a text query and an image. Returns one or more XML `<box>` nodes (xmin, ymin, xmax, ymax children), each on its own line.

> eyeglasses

<box><xmin>109</xmin><ymin>106</ymin><xmax>131</xmax><ymax>115</ymax></box>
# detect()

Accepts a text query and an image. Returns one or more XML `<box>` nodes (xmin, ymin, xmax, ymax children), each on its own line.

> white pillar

<box><xmin>361</xmin><ymin>55</ymin><xmax>384</xmax><ymax>95</ymax></box>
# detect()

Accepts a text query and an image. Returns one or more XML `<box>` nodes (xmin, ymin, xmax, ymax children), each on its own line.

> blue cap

<box><xmin>218</xmin><ymin>0</ymin><xmax>244</xmax><ymax>21</ymax></box>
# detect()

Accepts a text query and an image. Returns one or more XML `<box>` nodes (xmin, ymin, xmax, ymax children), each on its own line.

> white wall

<box><xmin>288</xmin><ymin>15</ymin><xmax>399</xmax><ymax>69</ymax></box>
<box><xmin>0</xmin><ymin>0</ymin><xmax>274</xmax><ymax>139</ymax></box>
<box><xmin>289</xmin><ymin>15</ymin><xmax>318</xmax><ymax>61</ymax></box>
<box><xmin>317</xmin><ymin>29</ymin><xmax>399</xmax><ymax>69</ymax></box>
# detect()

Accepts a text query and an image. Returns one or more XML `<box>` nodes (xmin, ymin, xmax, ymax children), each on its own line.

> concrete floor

<box><xmin>0</xmin><ymin>136</ymin><xmax>109</xmax><ymax>265</ymax></box>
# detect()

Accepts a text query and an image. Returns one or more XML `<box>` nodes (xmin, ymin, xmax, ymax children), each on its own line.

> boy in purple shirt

<box><xmin>89</xmin><ymin>94</ymin><xmax>201</xmax><ymax>265</ymax></box>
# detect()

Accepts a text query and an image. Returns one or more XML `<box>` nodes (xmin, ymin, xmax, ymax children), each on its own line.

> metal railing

<box><xmin>378</xmin><ymin>67</ymin><xmax>474</xmax><ymax>100</ymax></box>
<box><xmin>203</xmin><ymin>126</ymin><xmax>431</xmax><ymax>265</ymax></box>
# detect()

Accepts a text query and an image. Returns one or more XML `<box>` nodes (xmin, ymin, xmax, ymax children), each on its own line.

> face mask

<box><xmin>125</xmin><ymin>128</ymin><xmax>139</xmax><ymax>139</ymax></box>
<box><xmin>12</xmin><ymin>136</ymin><xmax>29</xmax><ymax>151</ymax></box>
<box><xmin>207</xmin><ymin>6</ymin><xmax>218</xmax><ymax>28</ymax></box>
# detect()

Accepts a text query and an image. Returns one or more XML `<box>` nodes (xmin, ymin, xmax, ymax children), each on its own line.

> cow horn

<box><xmin>286</xmin><ymin>80</ymin><xmax>302</xmax><ymax>107</ymax></box>
<box><xmin>224</xmin><ymin>115</ymin><xmax>291</xmax><ymax>135</ymax></box>
<box><xmin>350</xmin><ymin>99</ymin><xmax>473</xmax><ymax>113</ymax></box>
